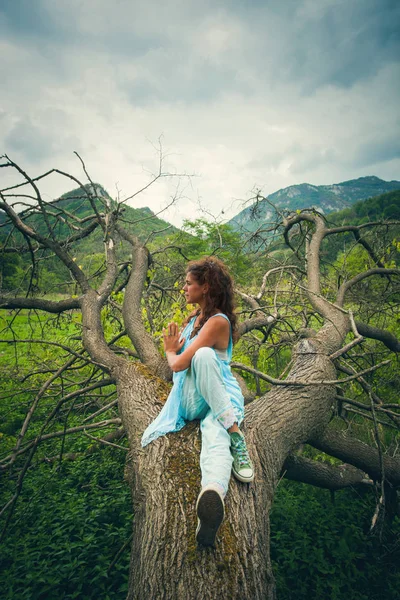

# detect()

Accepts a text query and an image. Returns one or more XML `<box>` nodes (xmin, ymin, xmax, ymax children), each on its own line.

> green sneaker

<box><xmin>230</xmin><ymin>431</ymin><xmax>254</xmax><ymax>483</ymax></box>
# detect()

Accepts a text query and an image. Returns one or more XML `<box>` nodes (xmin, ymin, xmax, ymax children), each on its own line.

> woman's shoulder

<box><xmin>205</xmin><ymin>313</ymin><xmax>230</xmax><ymax>333</ymax></box>
<box><xmin>209</xmin><ymin>312</ymin><xmax>230</xmax><ymax>323</ymax></box>
<box><xmin>205</xmin><ymin>312</ymin><xmax>231</xmax><ymax>349</ymax></box>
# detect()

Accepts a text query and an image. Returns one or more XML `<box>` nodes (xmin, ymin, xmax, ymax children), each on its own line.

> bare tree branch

<box><xmin>309</xmin><ymin>429</ymin><xmax>400</xmax><ymax>486</ymax></box>
<box><xmin>83</xmin><ymin>430</ymin><xmax>128</xmax><ymax>451</ymax></box>
<box><xmin>117</xmin><ymin>224</ymin><xmax>170</xmax><ymax>378</ymax></box>
<box><xmin>337</xmin><ymin>268</ymin><xmax>400</xmax><ymax>306</ymax></box>
<box><xmin>0</xmin><ymin>419</ymin><xmax>122</xmax><ymax>468</ymax></box>
<box><xmin>0</xmin><ymin>297</ymin><xmax>80</xmax><ymax>312</ymax></box>
<box><xmin>40</xmin><ymin>428</ymin><xmax>126</xmax><ymax>463</ymax></box>
<box><xmin>232</xmin><ymin>358</ymin><xmax>390</xmax><ymax>387</ymax></box>
<box><xmin>355</xmin><ymin>321</ymin><xmax>400</xmax><ymax>352</ymax></box>
<box><xmin>237</xmin><ymin>314</ymin><xmax>277</xmax><ymax>336</ymax></box>
<box><xmin>255</xmin><ymin>266</ymin><xmax>305</xmax><ymax>301</ymax></box>
<box><xmin>283</xmin><ymin>454</ymin><xmax>372</xmax><ymax>490</ymax></box>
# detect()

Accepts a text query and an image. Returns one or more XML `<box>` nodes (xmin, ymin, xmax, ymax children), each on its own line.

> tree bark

<box><xmin>282</xmin><ymin>455</ymin><xmax>372</xmax><ymax>490</ymax></box>
<box><xmin>115</xmin><ymin>327</ymin><xmax>341</xmax><ymax>600</ymax></box>
<box><xmin>118</xmin><ymin>360</ymin><xmax>277</xmax><ymax>600</ymax></box>
<box><xmin>310</xmin><ymin>428</ymin><xmax>400</xmax><ymax>486</ymax></box>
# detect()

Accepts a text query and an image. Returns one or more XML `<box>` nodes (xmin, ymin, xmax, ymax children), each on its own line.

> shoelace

<box><xmin>232</xmin><ymin>438</ymin><xmax>251</xmax><ymax>467</ymax></box>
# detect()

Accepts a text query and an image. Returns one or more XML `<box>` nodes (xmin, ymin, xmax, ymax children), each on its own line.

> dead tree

<box><xmin>1</xmin><ymin>156</ymin><xmax>399</xmax><ymax>600</ymax></box>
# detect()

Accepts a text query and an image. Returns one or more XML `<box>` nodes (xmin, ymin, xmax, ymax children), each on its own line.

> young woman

<box><xmin>141</xmin><ymin>257</ymin><xmax>253</xmax><ymax>546</ymax></box>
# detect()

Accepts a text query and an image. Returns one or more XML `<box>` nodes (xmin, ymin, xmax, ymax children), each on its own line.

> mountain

<box><xmin>0</xmin><ymin>183</ymin><xmax>178</xmax><ymax>247</ymax></box>
<box><xmin>0</xmin><ymin>183</ymin><xmax>182</xmax><ymax>292</ymax></box>
<box><xmin>228</xmin><ymin>176</ymin><xmax>400</xmax><ymax>234</ymax></box>
<box><xmin>47</xmin><ymin>183</ymin><xmax>178</xmax><ymax>243</ymax></box>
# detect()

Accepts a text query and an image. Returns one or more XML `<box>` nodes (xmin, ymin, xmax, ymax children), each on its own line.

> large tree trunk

<box><xmin>115</xmin><ymin>331</ymin><xmax>339</xmax><ymax>600</ymax></box>
<box><xmin>126</xmin><ymin>424</ymin><xmax>276</xmax><ymax>600</ymax></box>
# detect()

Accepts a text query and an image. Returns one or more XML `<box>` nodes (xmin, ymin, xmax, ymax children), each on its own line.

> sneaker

<box><xmin>195</xmin><ymin>486</ymin><xmax>225</xmax><ymax>547</ymax></box>
<box><xmin>230</xmin><ymin>431</ymin><xmax>254</xmax><ymax>483</ymax></box>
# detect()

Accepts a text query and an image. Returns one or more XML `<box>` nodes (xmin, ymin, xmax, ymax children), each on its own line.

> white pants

<box><xmin>180</xmin><ymin>347</ymin><xmax>243</xmax><ymax>497</ymax></box>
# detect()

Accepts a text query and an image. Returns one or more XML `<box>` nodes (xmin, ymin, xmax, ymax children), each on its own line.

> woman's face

<box><xmin>182</xmin><ymin>271</ymin><xmax>208</xmax><ymax>305</ymax></box>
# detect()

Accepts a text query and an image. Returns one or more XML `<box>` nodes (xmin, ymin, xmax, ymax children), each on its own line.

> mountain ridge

<box><xmin>0</xmin><ymin>182</ymin><xmax>177</xmax><ymax>241</ymax></box>
<box><xmin>228</xmin><ymin>175</ymin><xmax>400</xmax><ymax>233</ymax></box>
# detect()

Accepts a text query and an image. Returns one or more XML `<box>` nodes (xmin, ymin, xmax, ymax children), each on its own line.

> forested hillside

<box><xmin>330</xmin><ymin>189</ymin><xmax>400</xmax><ymax>222</ymax></box>
<box><xmin>2</xmin><ymin>185</ymin><xmax>399</xmax><ymax>295</ymax></box>
<box><xmin>1</xmin><ymin>161</ymin><xmax>399</xmax><ymax>600</ymax></box>
<box><xmin>0</xmin><ymin>183</ymin><xmax>178</xmax><ymax>293</ymax></box>
<box><xmin>229</xmin><ymin>176</ymin><xmax>400</xmax><ymax>236</ymax></box>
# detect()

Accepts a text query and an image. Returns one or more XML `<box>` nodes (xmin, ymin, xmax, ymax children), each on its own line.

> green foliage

<box><xmin>177</xmin><ymin>219</ymin><xmax>254</xmax><ymax>285</ymax></box>
<box><xmin>322</xmin><ymin>191</ymin><xmax>400</xmax><ymax>266</ymax></box>
<box><xmin>0</xmin><ymin>253</ymin><xmax>25</xmax><ymax>291</ymax></box>
<box><xmin>229</xmin><ymin>178</ymin><xmax>400</xmax><ymax>237</ymax></box>
<box><xmin>0</xmin><ymin>183</ymin><xmax>178</xmax><ymax>296</ymax></box>
<box><xmin>271</xmin><ymin>481</ymin><xmax>400</xmax><ymax>600</ymax></box>
<box><xmin>0</xmin><ymin>450</ymin><xmax>131</xmax><ymax>600</ymax></box>
<box><xmin>347</xmin><ymin>190</ymin><xmax>400</xmax><ymax>222</ymax></box>
<box><xmin>4</xmin><ymin>446</ymin><xmax>399</xmax><ymax>600</ymax></box>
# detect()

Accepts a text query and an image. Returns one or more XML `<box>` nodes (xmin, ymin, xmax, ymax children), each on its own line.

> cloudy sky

<box><xmin>1</xmin><ymin>0</ymin><xmax>399</xmax><ymax>226</ymax></box>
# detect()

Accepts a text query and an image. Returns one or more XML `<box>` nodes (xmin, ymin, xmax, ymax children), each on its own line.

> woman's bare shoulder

<box><xmin>202</xmin><ymin>313</ymin><xmax>230</xmax><ymax>338</ymax></box>
<box><xmin>207</xmin><ymin>312</ymin><xmax>229</xmax><ymax>325</ymax></box>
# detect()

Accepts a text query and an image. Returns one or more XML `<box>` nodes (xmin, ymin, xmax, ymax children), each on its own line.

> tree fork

<box><xmin>115</xmin><ymin>334</ymin><xmax>338</xmax><ymax>600</ymax></box>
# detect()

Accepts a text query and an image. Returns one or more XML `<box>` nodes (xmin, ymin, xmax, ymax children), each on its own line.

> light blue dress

<box><xmin>141</xmin><ymin>314</ymin><xmax>245</xmax><ymax>495</ymax></box>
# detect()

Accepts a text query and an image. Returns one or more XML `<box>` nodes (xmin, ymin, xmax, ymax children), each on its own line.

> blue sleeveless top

<box><xmin>141</xmin><ymin>313</ymin><xmax>244</xmax><ymax>447</ymax></box>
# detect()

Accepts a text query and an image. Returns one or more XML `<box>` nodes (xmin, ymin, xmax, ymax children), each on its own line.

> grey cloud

<box><xmin>0</xmin><ymin>0</ymin><xmax>400</xmax><ymax>94</ymax></box>
<box><xmin>3</xmin><ymin>0</ymin><xmax>398</xmax><ymax>104</ymax></box>
<box><xmin>1</xmin><ymin>0</ymin><xmax>399</xmax><ymax>226</ymax></box>
<box><xmin>121</xmin><ymin>55</ymin><xmax>241</xmax><ymax>106</ymax></box>
<box><xmin>0</xmin><ymin>0</ymin><xmax>52</xmax><ymax>37</ymax></box>
<box><xmin>4</xmin><ymin>117</ymin><xmax>81</xmax><ymax>163</ymax></box>
<box><xmin>281</xmin><ymin>133</ymin><xmax>400</xmax><ymax>178</ymax></box>
<box><xmin>270</xmin><ymin>134</ymin><xmax>400</xmax><ymax>177</ymax></box>
<box><xmin>0</xmin><ymin>0</ymin><xmax>74</xmax><ymax>42</ymax></box>
<box><xmin>296</xmin><ymin>0</ymin><xmax>400</xmax><ymax>89</ymax></box>
<box><xmin>0</xmin><ymin>0</ymin><xmax>206</xmax><ymax>58</ymax></box>
<box><xmin>352</xmin><ymin>135</ymin><xmax>400</xmax><ymax>168</ymax></box>
<box><xmin>247</xmin><ymin>141</ymin><xmax>339</xmax><ymax>174</ymax></box>
<box><xmin>289</xmin><ymin>147</ymin><xmax>340</xmax><ymax>175</ymax></box>
<box><xmin>223</xmin><ymin>0</ymin><xmax>400</xmax><ymax>91</ymax></box>
<box><xmin>246</xmin><ymin>145</ymin><xmax>296</xmax><ymax>171</ymax></box>
<box><xmin>0</xmin><ymin>0</ymin><xmax>159</xmax><ymax>63</ymax></box>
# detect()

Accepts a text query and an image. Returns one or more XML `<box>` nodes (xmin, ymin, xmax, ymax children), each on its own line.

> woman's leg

<box><xmin>180</xmin><ymin>346</ymin><xmax>254</xmax><ymax>546</ymax></box>
<box><xmin>191</xmin><ymin>347</ymin><xmax>237</xmax><ymax>429</ymax></box>
<box><xmin>189</xmin><ymin>347</ymin><xmax>254</xmax><ymax>545</ymax></box>
<box><xmin>180</xmin><ymin>351</ymin><xmax>234</xmax><ymax>494</ymax></box>
<box><xmin>191</xmin><ymin>346</ymin><xmax>253</xmax><ymax>482</ymax></box>
<box><xmin>199</xmin><ymin>409</ymin><xmax>233</xmax><ymax>496</ymax></box>
<box><xmin>179</xmin><ymin>353</ymin><xmax>231</xmax><ymax>546</ymax></box>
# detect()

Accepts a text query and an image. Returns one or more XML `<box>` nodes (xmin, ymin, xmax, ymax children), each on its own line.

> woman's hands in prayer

<box><xmin>163</xmin><ymin>322</ymin><xmax>185</xmax><ymax>354</ymax></box>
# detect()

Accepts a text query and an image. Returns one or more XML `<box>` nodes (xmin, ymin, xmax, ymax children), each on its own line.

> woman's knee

<box><xmin>192</xmin><ymin>346</ymin><xmax>216</xmax><ymax>366</ymax></box>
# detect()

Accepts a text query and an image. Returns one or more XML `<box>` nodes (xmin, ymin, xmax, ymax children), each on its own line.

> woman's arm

<box><xmin>163</xmin><ymin>317</ymin><xmax>230</xmax><ymax>372</ymax></box>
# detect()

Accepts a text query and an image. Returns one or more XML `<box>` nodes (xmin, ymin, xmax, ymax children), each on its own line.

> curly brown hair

<box><xmin>183</xmin><ymin>256</ymin><xmax>238</xmax><ymax>341</ymax></box>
